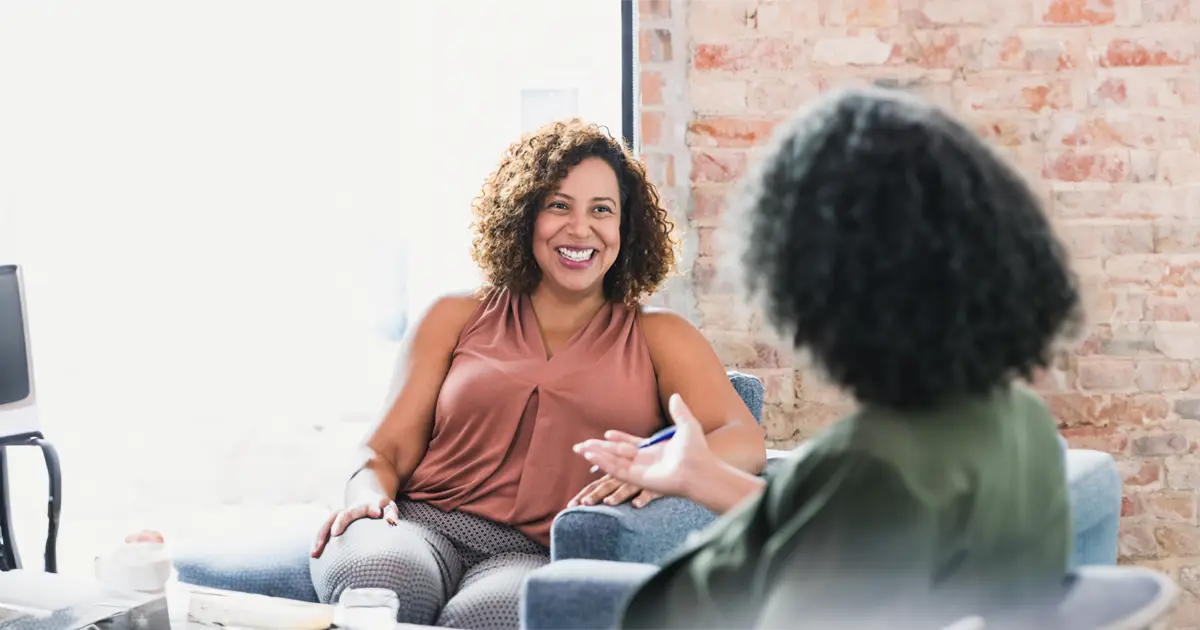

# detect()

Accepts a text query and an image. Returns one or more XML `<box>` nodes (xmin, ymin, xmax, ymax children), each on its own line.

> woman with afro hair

<box><xmin>575</xmin><ymin>87</ymin><xmax>1083</xmax><ymax>629</ymax></box>
<box><xmin>308</xmin><ymin>119</ymin><xmax>767</xmax><ymax>629</ymax></box>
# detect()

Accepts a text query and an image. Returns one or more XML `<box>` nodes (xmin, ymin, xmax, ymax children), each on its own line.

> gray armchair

<box><xmin>173</xmin><ymin>372</ymin><xmax>768</xmax><ymax>603</ymax></box>
<box><xmin>549</xmin><ymin>371</ymin><xmax>771</xmax><ymax>565</ymax></box>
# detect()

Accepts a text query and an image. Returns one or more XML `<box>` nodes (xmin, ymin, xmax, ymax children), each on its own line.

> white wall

<box><xmin>0</xmin><ymin>0</ymin><xmax>622</xmax><ymax>573</ymax></box>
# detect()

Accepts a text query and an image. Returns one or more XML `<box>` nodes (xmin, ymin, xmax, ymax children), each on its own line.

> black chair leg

<box><xmin>0</xmin><ymin>447</ymin><xmax>21</xmax><ymax>571</ymax></box>
<box><xmin>32</xmin><ymin>437</ymin><xmax>60</xmax><ymax>573</ymax></box>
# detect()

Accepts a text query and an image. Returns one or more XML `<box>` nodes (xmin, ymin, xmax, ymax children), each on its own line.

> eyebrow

<box><xmin>552</xmin><ymin>192</ymin><xmax>618</xmax><ymax>205</ymax></box>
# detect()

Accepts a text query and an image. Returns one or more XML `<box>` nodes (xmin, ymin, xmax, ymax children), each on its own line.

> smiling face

<box><xmin>531</xmin><ymin>157</ymin><xmax>623</xmax><ymax>298</ymax></box>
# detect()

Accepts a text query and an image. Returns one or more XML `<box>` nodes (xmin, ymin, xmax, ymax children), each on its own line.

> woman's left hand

<box><xmin>568</xmin><ymin>473</ymin><xmax>661</xmax><ymax>509</ymax></box>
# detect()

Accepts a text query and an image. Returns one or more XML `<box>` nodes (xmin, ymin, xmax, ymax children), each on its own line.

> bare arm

<box><xmin>642</xmin><ymin>308</ymin><xmax>768</xmax><ymax>475</ymax></box>
<box><xmin>684</xmin><ymin>456</ymin><xmax>768</xmax><ymax>514</ymax></box>
<box><xmin>350</xmin><ymin>294</ymin><xmax>480</xmax><ymax>504</ymax></box>
<box><xmin>312</xmin><ymin>293</ymin><xmax>480</xmax><ymax>557</ymax></box>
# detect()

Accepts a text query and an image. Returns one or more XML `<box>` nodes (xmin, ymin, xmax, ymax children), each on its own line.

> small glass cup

<box><xmin>336</xmin><ymin>587</ymin><xmax>400</xmax><ymax>630</ymax></box>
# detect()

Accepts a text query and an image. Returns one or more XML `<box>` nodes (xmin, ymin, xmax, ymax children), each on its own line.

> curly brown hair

<box><xmin>470</xmin><ymin>119</ymin><xmax>678</xmax><ymax>305</ymax></box>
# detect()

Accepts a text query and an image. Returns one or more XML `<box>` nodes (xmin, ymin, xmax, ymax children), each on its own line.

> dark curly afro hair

<box><xmin>733</xmin><ymin>87</ymin><xmax>1082</xmax><ymax>410</ymax></box>
<box><xmin>470</xmin><ymin>119</ymin><xmax>678</xmax><ymax>305</ymax></box>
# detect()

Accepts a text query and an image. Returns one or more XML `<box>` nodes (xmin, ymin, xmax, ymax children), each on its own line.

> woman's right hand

<box><xmin>311</xmin><ymin>496</ymin><xmax>399</xmax><ymax>558</ymax></box>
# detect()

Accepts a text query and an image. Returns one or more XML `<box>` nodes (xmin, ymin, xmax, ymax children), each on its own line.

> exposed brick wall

<box><xmin>639</xmin><ymin>0</ymin><xmax>1200</xmax><ymax>625</ymax></box>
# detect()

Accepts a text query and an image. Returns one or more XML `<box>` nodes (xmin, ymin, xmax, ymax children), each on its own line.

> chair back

<box><xmin>727</xmin><ymin>371</ymin><xmax>764</xmax><ymax>424</ymax></box>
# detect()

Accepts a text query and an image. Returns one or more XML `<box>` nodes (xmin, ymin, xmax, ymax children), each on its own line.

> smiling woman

<box><xmin>306</xmin><ymin>120</ymin><xmax>767</xmax><ymax>629</ymax></box>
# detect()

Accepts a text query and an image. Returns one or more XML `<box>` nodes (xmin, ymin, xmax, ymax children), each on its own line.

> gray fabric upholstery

<box><xmin>548</xmin><ymin>371</ymin><xmax>765</xmax><ymax>564</ymax></box>
<box><xmin>522</xmin><ymin>560</ymin><xmax>656</xmax><ymax>630</ymax></box>
<box><xmin>521</xmin><ymin>564</ymin><xmax>1177</xmax><ymax>630</ymax></box>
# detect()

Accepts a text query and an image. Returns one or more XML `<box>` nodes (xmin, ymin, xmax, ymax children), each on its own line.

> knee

<box><xmin>308</xmin><ymin>518</ymin><xmax>448</xmax><ymax>608</ymax></box>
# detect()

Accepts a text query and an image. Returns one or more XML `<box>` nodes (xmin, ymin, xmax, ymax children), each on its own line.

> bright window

<box><xmin>0</xmin><ymin>0</ymin><xmax>627</xmax><ymax>575</ymax></box>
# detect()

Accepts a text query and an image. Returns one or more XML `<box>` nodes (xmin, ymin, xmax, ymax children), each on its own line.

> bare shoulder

<box><xmin>638</xmin><ymin>305</ymin><xmax>707</xmax><ymax>350</ymax></box>
<box><xmin>411</xmin><ymin>289</ymin><xmax>490</xmax><ymax>348</ymax></box>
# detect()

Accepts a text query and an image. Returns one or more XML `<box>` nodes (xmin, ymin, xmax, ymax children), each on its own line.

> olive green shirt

<box><xmin>623</xmin><ymin>385</ymin><xmax>1070</xmax><ymax>630</ymax></box>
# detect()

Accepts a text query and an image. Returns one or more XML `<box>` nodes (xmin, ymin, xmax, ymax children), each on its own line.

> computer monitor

<box><xmin>0</xmin><ymin>265</ymin><xmax>39</xmax><ymax>439</ymax></box>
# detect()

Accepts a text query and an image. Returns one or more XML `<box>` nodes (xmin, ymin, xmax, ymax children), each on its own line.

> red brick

<box><xmin>1098</xmin><ymin>38</ymin><xmax>1194</xmax><ymax>67</ymax></box>
<box><xmin>980</xmin><ymin>30</ymin><xmax>1088</xmax><ymax>72</ymax></box>
<box><xmin>1135</xmin><ymin>360</ymin><xmax>1193</xmax><ymax>391</ymax></box>
<box><xmin>1119</xmin><ymin>522</ymin><xmax>1159</xmax><ymax>559</ymax></box>
<box><xmin>638</xmin><ymin>0</ymin><xmax>670</xmax><ymax>20</ymax></box>
<box><xmin>690</xmin><ymin>150</ymin><xmax>748</xmax><ymax>184</ymax></box>
<box><xmin>1158</xmin><ymin>151</ymin><xmax>1200</xmax><ymax>185</ymax></box>
<box><xmin>899</xmin><ymin>30</ymin><xmax>981</xmax><ymax>69</ymax></box>
<box><xmin>1120</xmin><ymin>459</ymin><xmax>1162</xmax><ymax>486</ymax></box>
<box><xmin>639</xmin><ymin>29</ymin><xmax>672</xmax><ymax>63</ymax></box>
<box><xmin>1143</xmin><ymin>0</ymin><xmax>1193</xmax><ymax>21</ymax></box>
<box><xmin>1043</xmin><ymin>151</ymin><xmax>1131</xmax><ymax>183</ymax></box>
<box><xmin>1133</xmin><ymin>433</ymin><xmax>1190</xmax><ymax>456</ymax></box>
<box><xmin>824</xmin><ymin>0</ymin><xmax>902</xmax><ymax>25</ymax></box>
<box><xmin>1078</xmin><ymin>358</ymin><xmax>1137</xmax><ymax>389</ymax></box>
<box><xmin>1153</xmin><ymin>322</ymin><xmax>1200</xmax><ymax>358</ymax></box>
<box><xmin>1089</xmin><ymin>77</ymin><xmax>1129</xmax><ymax>106</ymax></box>
<box><xmin>1141</xmin><ymin>490</ymin><xmax>1196</xmax><ymax>522</ymax></box>
<box><xmin>748</xmin><ymin>77</ymin><xmax>823</xmax><ymax>113</ymax></box>
<box><xmin>709</xmin><ymin>331</ymin><xmax>790</xmax><ymax>369</ymax></box>
<box><xmin>642</xmin><ymin>152</ymin><xmax>675</xmax><ymax>188</ymax></box>
<box><xmin>691</xmin><ymin>185</ymin><xmax>732</xmax><ymax>226</ymax></box>
<box><xmin>1088</xmin><ymin>74</ymin><xmax>1200</xmax><ymax>108</ymax></box>
<box><xmin>1146</xmin><ymin>295</ymin><xmax>1191</xmax><ymax>322</ymax></box>
<box><xmin>694</xmin><ymin>39</ymin><xmax>793</xmax><ymax>72</ymax></box>
<box><xmin>1157</xmin><ymin>524</ymin><xmax>1200</xmax><ymax>556</ymax></box>
<box><xmin>1050</xmin><ymin>392</ymin><xmax>1170</xmax><ymax>428</ymax></box>
<box><xmin>641</xmin><ymin>111</ymin><xmax>664</xmax><ymax>147</ymax></box>
<box><xmin>1122</xmin><ymin>494</ymin><xmax>1138</xmax><ymax>516</ymax></box>
<box><xmin>688</xmin><ymin>1</ymin><xmax>772</xmax><ymax>39</ymax></box>
<box><xmin>957</xmin><ymin>76</ymin><xmax>1072</xmax><ymax>112</ymax></box>
<box><xmin>1156</xmin><ymin>222</ymin><xmax>1200</xmax><ymax>253</ymax></box>
<box><xmin>1037</xmin><ymin>0</ymin><xmax>1116</xmax><ymax>23</ymax></box>
<box><xmin>1041</xmin><ymin>112</ymin><xmax>1184</xmax><ymax>150</ymax></box>
<box><xmin>1058</xmin><ymin>222</ymin><xmax>1155</xmax><ymax>257</ymax></box>
<box><xmin>743</xmin><ymin>368</ymin><xmax>795</xmax><ymax>407</ymax></box>
<box><xmin>1054</xmin><ymin>188</ymin><xmax>1188</xmax><ymax>221</ymax></box>
<box><xmin>692</xmin><ymin>79</ymin><xmax>749</xmax><ymax>113</ymax></box>
<box><xmin>695</xmin><ymin>296</ymin><xmax>758</xmax><ymax>331</ymax></box>
<box><xmin>1167</xmin><ymin>457</ymin><xmax>1200</xmax><ymax>488</ymax></box>
<box><xmin>696</xmin><ymin>226</ymin><xmax>719</xmax><ymax>258</ymax></box>
<box><xmin>904</xmin><ymin>0</ymin><xmax>1021</xmax><ymax>25</ymax></box>
<box><xmin>809</xmin><ymin>32</ymin><xmax>896</xmax><ymax>66</ymax></box>
<box><xmin>687</xmin><ymin>117</ymin><xmax>780</xmax><ymax>148</ymax></box>
<box><xmin>693</xmin><ymin>258</ymin><xmax>737</xmax><ymax>294</ymax></box>
<box><xmin>640</xmin><ymin>72</ymin><xmax>663</xmax><ymax>107</ymax></box>
<box><xmin>1059</xmin><ymin>425</ymin><xmax>1130</xmax><ymax>452</ymax></box>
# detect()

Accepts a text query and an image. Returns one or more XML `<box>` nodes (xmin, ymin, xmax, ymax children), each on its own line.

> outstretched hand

<box><xmin>573</xmin><ymin>394</ymin><xmax>715</xmax><ymax>499</ymax></box>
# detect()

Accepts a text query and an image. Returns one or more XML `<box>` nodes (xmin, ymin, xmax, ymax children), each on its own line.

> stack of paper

<box><xmin>186</xmin><ymin>586</ymin><xmax>334</xmax><ymax>630</ymax></box>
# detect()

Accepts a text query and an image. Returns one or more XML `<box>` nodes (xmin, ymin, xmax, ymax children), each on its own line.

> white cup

<box><xmin>94</xmin><ymin>541</ymin><xmax>173</xmax><ymax>593</ymax></box>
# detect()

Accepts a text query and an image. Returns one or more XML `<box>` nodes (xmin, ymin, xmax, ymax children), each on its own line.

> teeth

<box><xmin>557</xmin><ymin>247</ymin><xmax>595</xmax><ymax>262</ymax></box>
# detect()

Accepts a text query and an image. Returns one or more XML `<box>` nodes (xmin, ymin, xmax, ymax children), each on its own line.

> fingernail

<box><xmin>605</xmin><ymin>497</ymin><xmax>616</xmax><ymax>505</ymax></box>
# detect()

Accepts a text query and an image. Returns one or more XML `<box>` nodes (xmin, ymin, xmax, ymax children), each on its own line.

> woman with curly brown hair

<box><xmin>307</xmin><ymin>119</ymin><xmax>767</xmax><ymax>629</ymax></box>
<box><xmin>578</xmin><ymin>87</ymin><xmax>1082</xmax><ymax>628</ymax></box>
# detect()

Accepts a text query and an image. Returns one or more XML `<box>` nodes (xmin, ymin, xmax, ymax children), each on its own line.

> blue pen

<box><xmin>589</xmin><ymin>425</ymin><xmax>676</xmax><ymax>473</ymax></box>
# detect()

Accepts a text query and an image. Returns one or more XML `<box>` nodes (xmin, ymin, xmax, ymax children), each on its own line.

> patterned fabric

<box><xmin>310</xmin><ymin>500</ymin><xmax>549</xmax><ymax>629</ymax></box>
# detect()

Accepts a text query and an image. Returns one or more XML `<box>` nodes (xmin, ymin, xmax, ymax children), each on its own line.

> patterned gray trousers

<box><xmin>309</xmin><ymin>500</ymin><xmax>549</xmax><ymax>629</ymax></box>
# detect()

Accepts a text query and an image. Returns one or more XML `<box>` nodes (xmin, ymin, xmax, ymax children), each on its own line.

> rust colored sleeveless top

<box><xmin>402</xmin><ymin>287</ymin><xmax>664</xmax><ymax>546</ymax></box>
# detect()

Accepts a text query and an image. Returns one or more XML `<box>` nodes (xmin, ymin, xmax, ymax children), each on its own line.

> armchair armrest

<box><xmin>549</xmin><ymin>451</ymin><xmax>795</xmax><ymax>564</ymax></box>
<box><xmin>550</xmin><ymin>497</ymin><xmax>717</xmax><ymax>564</ymax></box>
<box><xmin>522</xmin><ymin>559</ymin><xmax>656</xmax><ymax>630</ymax></box>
